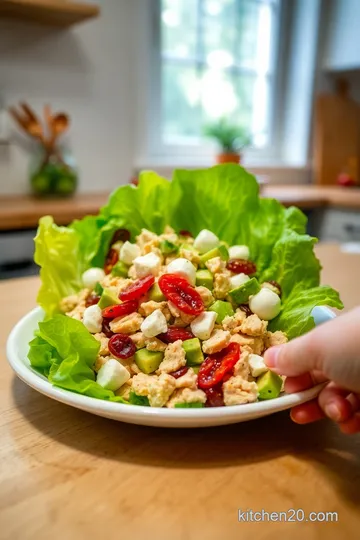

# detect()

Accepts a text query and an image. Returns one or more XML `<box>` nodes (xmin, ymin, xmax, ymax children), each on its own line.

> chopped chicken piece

<box><xmin>127</xmin><ymin>265</ymin><xmax>137</xmax><ymax>280</ymax></box>
<box><xmin>157</xmin><ymin>340</ymin><xmax>186</xmax><ymax>374</ymax></box>
<box><xmin>205</xmin><ymin>256</ymin><xmax>226</xmax><ymax>274</ymax></box>
<box><xmin>202</xmin><ymin>329</ymin><xmax>230</xmax><ymax>354</ymax></box>
<box><xmin>130</xmin><ymin>332</ymin><xmax>147</xmax><ymax>350</ymax></box>
<box><xmin>110</xmin><ymin>312</ymin><xmax>144</xmax><ymax>334</ymax></box>
<box><xmin>130</xmin><ymin>362</ymin><xmax>141</xmax><ymax>375</ymax></box>
<box><xmin>165</xmin><ymin>255</ymin><xmax>178</xmax><ymax>265</ymax></box>
<box><xmin>115</xmin><ymin>379</ymin><xmax>133</xmax><ymax>400</ymax></box>
<box><xmin>143</xmin><ymin>245</ymin><xmax>163</xmax><ymax>260</ymax></box>
<box><xmin>233</xmin><ymin>350</ymin><xmax>251</xmax><ymax>379</ymax></box>
<box><xmin>179</xmin><ymin>248</ymin><xmax>201</xmax><ymax>266</ymax></box>
<box><xmin>166</xmin><ymin>387</ymin><xmax>207</xmax><ymax>408</ymax></box>
<box><xmin>63</xmin><ymin>288</ymin><xmax>89</xmax><ymax>320</ymax></box>
<box><xmin>145</xmin><ymin>337</ymin><xmax>167</xmax><ymax>352</ymax></box>
<box><xmin>222</xmin><ymin>310</ymin><xmax>246</xmax><ymax>333</ymax></box>
<box><xmin>94</xmin><ymin>355</ymin><xmax>111</xmax><ymax>373</ymax></box>
<box><xmin>168</xmin><ymin>301</ymin><xmax>195</xmax><ymax>326</ymax></box>
<box><xmin>139</xmin><ymin>300</ymin><xmax>171</xmax><ymax>321</ymax></box>
<box><xmin>131</xmin><ymin>372</ymin><xmax>176</xmax><ymax>407</ymax></box>
<box><xmin>214</xmin><ymin>273</ymin><xmax>231</xmax><ymax>299</ymax></box>
<box><xmin>94</xmin><ymin>332</ymin><xmax>109</xmax><ymax>356</ymax></box>
<box><xmin>223</xmin><ymin>376</ymin><xmax>258</xmax><ymax>406</ymax></box>
<box><xmin>100</xmin><ymin>274</ymin><xmax>132</xmax><ymax>293</ymax></box>
<box><xmin>174</xmin><ymin>368</ymin><xmax>198</xmax><ymax>389</ymax></box>
<box><xmin>240</xmin><ymin>314</ymin><xmax>268</xmax><ymax>337</ymax></box>
<box><xmin>230</xmin><ymin>333</ymin><xmax>264</xmax><ymax>356</ymax></box>
<box><xmin>195</xmin><ymin>286</ymin><xmax>214</xmax><ymax>307</ymax></box>
<box><xmin>136</xmin><ymin>229</ymin><xmax>160</xmax><ymax>251</ymax></box>
<box><xmin>264</xmin><ymin>330</ymin><xmax>288</xmax><ymax>348</ymax></box>
<box><xmin>168</xmin><ymin>301</ymin><xmax>181</xmax><ymax>318</ymax></box>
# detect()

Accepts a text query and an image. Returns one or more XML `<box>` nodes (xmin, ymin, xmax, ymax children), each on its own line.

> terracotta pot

<box><xmin>216</xmin><ymin>152</ymin><xmax>241</xmax><ymax>164</ymax></box>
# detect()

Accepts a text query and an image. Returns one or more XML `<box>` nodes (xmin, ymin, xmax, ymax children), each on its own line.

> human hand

<box><xmin>264</xmin><ymin>307</ymin><xmax>360</xmax><ymax>434</ymax></box>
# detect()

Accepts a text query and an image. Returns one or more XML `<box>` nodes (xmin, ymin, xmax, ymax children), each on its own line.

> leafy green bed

<box><xmin>29</xmin><ymin>165</ymin><xmax>343</xmax><ymax>403</ymax></box>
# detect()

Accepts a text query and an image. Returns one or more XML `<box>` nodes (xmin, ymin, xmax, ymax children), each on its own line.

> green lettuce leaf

<box><xmin>29</xmin><ymin>315</ymin><xmax>128</xmax><ymax>403</ymax></box>
<box><xmin>34</xmin><ymin>164</ymin><xmax>343</xmax><ymax>342</ymax></box>
<box><xmin>270</xmin><ymin>286</ymin><xmax>343</xmax><ymax>339</ymax></box>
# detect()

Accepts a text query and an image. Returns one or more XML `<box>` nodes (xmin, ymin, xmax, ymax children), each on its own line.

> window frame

<box><xmin>147</xmin><ymin>0</ymin><xmax>286</xmax><ymax>163</ymax></box>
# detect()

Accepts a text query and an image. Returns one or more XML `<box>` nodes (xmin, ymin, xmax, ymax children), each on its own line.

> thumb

<box><xmin>264</xmin><ymin>307</ymin><xmax>360</xmax><ymax>394</ymax></box>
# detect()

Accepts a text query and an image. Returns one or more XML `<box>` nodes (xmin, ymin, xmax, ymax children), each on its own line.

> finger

<box><xmin>318</xmin><ymin>384</ymin><xmax>354</xmax><ymax>423</ymax></box>
<box><xmin>290</xmin><ymin>399</ymin><xmax>325</xmax><ymax>424</ymax></box>
<box><xmin>264</xmin><ymin>307</ymin><xmax>360</xmax><ymax>393</ymax></box>
<box><xmin>339</xmin><ymin>413</ymin><xmax>360</xmax><ymax>434</ymax></box>
<box><xmin>284</xmin><ymin>371</ymin><xmax>327</xmax><ymax>393</ymax></box>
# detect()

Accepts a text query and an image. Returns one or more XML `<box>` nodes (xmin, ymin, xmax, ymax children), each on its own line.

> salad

<box><xmin>29</xmin><ymin>165</ymin><xmax>343</xmax><ymax>408</ymax></box>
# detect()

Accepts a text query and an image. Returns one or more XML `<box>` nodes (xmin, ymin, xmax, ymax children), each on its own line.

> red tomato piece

<box><xmin>204</xmin><ymin>385</ymin><xmax>224</xmax><ymax>407</ymax></box>
<box><xmin>170</xmin><ymin>366</ymin><xmax>189</xmax><ymax>379</ymax></box>
<box><xmin>85</xmin><ymin>293</ymin><xmax>101</xmax><ymax>307</ymax></box>
<box><xmin>108</xmin><ymin>334</ymin><xmax>136</xmax><ymax>360</ymax></box>
<box><xmin>102</xmin><ymin>300</ymin><xmax>138</xmax><ymax>319</ymax></box>
<box><xmin>197</xmin><ymin>342</ymin><xmax>240</xmax><ymax>390</ymax></box>
<box><xmin>226</xmin><ymin>259</ymin><xmax>256</xmax><ymax>275</ymax></box>
<box><xmin>111</xmin><ymin>228</ymin><xmax>130</xmax><ymax>244</ymax></box>
<box><xmin>119</xmin><ymin>275</ymin><xmax>155</xmax><ymax>301</ymax></box>
<box><xmin>158</xmin><ymin>274</ymin><xmax>204</xmax><ymax>316</ymax></box>
<box><xmin>104</xmin><ymin>248</ymin><xmax>119</xmax><ymax>275</ymax></box>
<box><xmin>179</xmin><ymin>230</ymin><xmax>193</xmax><ymax>237</ymax></box>
<box><xmin>158</xmin><ymin>326</ymin><xmax>194</xmax><ymax>344</ymax></box>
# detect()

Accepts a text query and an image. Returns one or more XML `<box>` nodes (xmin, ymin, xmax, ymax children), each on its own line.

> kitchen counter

<box><xmin>1</xmin><ymin>243</ymin><xmax>360</xmax><ymax>539</ymax></box>
<box><xmin>1</xmin><ymin>185</ymin><xmax>360</xmax><ymax>232</ymax></box>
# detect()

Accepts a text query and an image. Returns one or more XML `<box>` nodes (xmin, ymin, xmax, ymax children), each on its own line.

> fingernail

<box><xmin>325</xmin><ymin>402</ymin><xmax>341</xmax><ymax>422</ymax></box>
<box><xmin>264</xmin><ymin>346</ymin><xmax>281</xmax><ymax>368</ymax></box>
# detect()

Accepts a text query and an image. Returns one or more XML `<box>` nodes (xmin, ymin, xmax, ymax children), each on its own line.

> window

<box><xmin>159</xmin><ymin>0</ymin><xmax>280</xmax><ymax>152</ymax></box>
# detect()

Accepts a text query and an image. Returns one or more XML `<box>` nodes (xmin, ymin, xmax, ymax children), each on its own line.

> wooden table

<box><xmin>1</xmin><ymin>244</ymin><xmax>360</xmax><ymax>540</ymax></box>
<box><xmin>1</xmin><ymin>185</ymin><xmax>360</xmax><ymax>231</ymax></box>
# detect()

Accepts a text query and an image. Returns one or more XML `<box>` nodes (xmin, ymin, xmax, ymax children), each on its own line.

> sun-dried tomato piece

<box><xmin>158</xmin><ymin>326</ymin><xmax>194</xmax><ymax>344</ymax></box>
<box><xmin>198</xmin><ymin>343</ymin><xmax>240</xmax><ymax>389</ymax></box>
<box><xmin>170</xmin><ymin>366</ymin><xmax>189</xmax><ymax>379</ymax></box>
<box><xmin>158</xmin><ymin>274</ymin><xmax>204</xmax><ymax>316</ymax></box>
<box><xmin>119</xmin><ymin>275</ymin><xmax>155</xmax><ymax>301</ymax></box>
<box><xmin>102</xmin><ymin>300</ymin><xmax>138</xmax><ymax>319</ymax></box>
<box><xmin>104</xmin><ymin>248</ymin><xmax>119</xmax><ymax>275</ymax></box>
<box><xmin>108</xmin><ymin>334</ymin><xmax>136</xmax><ymax>360</ymax></box>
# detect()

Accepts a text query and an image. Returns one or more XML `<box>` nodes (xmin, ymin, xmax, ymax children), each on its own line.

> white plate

<box><xmin>6</xmin><ymin>306</ymin><xmax>334</xmax><ymax>428</ymax></box>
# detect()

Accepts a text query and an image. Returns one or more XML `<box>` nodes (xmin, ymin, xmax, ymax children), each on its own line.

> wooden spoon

<box><xmin>49</xmin><ymin>113</ymin><xmax>69</xmax><ymax>151</ymax></box>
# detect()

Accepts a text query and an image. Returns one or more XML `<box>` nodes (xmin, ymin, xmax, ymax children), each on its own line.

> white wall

<box><xmin>0</xmin><ymin>0</ymin><xmax>136</xmax><ymax>195</ymax></box>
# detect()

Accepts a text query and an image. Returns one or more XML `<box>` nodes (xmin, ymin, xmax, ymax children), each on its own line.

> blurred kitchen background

<box><xmin>1</xmin><ymin>0</ymin><xmax>360</xmax><ymax>278</ymax></box>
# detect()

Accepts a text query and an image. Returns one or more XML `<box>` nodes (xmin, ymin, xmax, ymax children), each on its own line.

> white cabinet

<box><xmin>324</xmin><ymin>0</ymin><xmax>360</xmax><ymax>71</ymax></box>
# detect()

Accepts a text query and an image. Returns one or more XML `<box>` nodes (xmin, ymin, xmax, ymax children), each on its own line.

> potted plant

<box><xmin>203</xmin><ymin>118</ymin><xmax>251</xmax><ymax>164</ymax></box>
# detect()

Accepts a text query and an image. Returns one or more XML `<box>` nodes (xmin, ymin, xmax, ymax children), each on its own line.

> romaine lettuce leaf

<box><xmin>29</xmin><ymin>315</ymin><xmax>128</xmax><ymax>403</ymax></box>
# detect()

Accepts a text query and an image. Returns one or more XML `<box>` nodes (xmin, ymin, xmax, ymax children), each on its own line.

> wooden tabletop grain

<box><xmin>1</xmin><ymin>185</ymin><xmax>360</xmax><ymax>231</ymax></box>
<box><xmin>1</xmin><ymin>244</ymin><xmax>360</xmax><ymax>540</ymax></box>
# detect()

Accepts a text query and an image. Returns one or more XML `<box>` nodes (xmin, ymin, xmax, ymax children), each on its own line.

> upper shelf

<box><xmin>0</xmin><ymin>0</ymin><xmax>100</xmax><ymax>27</ymax></box>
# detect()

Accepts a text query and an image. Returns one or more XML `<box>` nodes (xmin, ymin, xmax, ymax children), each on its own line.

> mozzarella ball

<box><xmin>193</xmin><ymin>229</ymin><xmax>220</xmax><ymax>254</ymax></box>
<box><xmin>248</xmin><ymin>354</ymin><xmax>268</xmax><ymax>377</ymax></box>
<box><xmin>141</xmin><ymin>309</ymin><xmax>168</xmax><ymax>338</ymax></box>
<box><xmin>97</xmin><ymin>359</ymin><xmax>130</xmax><ymax>391</ymax></box>
<box><xmin>229</xmin><ymin>273</ymin><xmax>250</xmax><ymax>290</ymax></box>
<box><xmin>167</xmin><ymin>258</ymin><xmax>196</xmax><ymax>285</ymax></box>
<box><xmin>134</xmin><ymin>252</ymin><xmax>162</xmax><ymax>278</ymax></box>
<box><xmin>82</xmin><ymin>267</ymin><xmax>105</xmax><ymax>289</ymax></box>
<box><xmin>190</xmin><ymin>311</ymin><xmax>217</xmax><ymax>341</ymax></box>
<box><xmin>249</xmin><ymin>288</ymin><xmax>281</xmax><ymax>321</ymax></box>
<box><xmin>120</xmin><ymin>241</ymin><xmax>141</xmax><ymax>265</ymax></box>
<box><xmin>83</xmin><ymin>304</ymin><xmax>103</xmax><ymax>333</ymax></box>
<box><xmin>229</xmin><ymin>245</ymin><xmax>250</xmax><ymax>260</ymax></box>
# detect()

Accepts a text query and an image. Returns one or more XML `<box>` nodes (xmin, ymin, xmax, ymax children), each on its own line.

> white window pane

<box><xmin>162</xmin><ymin>63</ymin><xmax>201</xmax><ymax>142</ymax></box>
<box><xmin>203</xmin><ymin>0</ymin><xmax>237</xmax><ymax>61</ymax></box>
<box><xmin>161</xmin><ymin>0</ymin><xmax>198</xmax><ymax>59</ymax></box>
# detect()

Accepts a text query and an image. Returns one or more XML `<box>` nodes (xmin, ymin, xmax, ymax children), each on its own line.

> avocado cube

<box><xmin>111</xmin><ymin>261</ymin><xmax>129</xmax><ymax>278</ymax></box>
<box><xmin>208</xmin><ymin>300</ymin><xmax>234</xmax><ymax>323</ymax></box>
<box><xmin>195</xmin><ymin>269</ymin><xmax>214</xmax><ymax>291</ymax></box>
<box><xmin>229</xmin><ymin>277</ymin><xmax>260</xmax><ymax>305</ymax></box>
<box><xmin>181</xmin><ymin>243</ymin><xmax>196</xmax><ymax>252</ymax></box>
<box><xmin>257</xmin><ymin>371</ymin><xmax>283</xmax><ymax>400</ymax></box>
<box><xmin>182</xmin><ymin>338</ymin><xmax>204</xmax><ymax>366</ymax></box>
<box><xmin>160</xmin><ymin>239</ymin><xmax>178</xmax><ymax>254</ymax></box>
<box><xmin>135</xmin><ymin>349</ymin><xmax>164</xmax><ymax>374</ymax></box>
<box><xmin>98</xmin><ymin>287</ymin><xmax>121</xmax><ymax>309</ymax></box>
<box><xmin>191</xmin><ymin>366</ymin><xmax>200</xmax><ymax>375</ymax></box>
<box><xmin>199</xmin><ymin>244</ymin><xmax>229</xmax><ymax>266</ymax></box>
<box><xmin>148</xmin><ymin>283</ymin><xmax>166</xmax><ymax>302</ymax></box>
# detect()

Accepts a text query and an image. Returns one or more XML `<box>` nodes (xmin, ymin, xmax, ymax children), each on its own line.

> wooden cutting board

<box><xmin>313</xmin><ymin>79</ymin><xmax>360</xmax><ymax>185</ymax></box>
